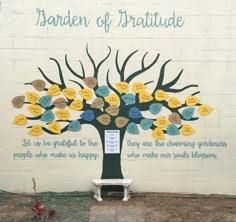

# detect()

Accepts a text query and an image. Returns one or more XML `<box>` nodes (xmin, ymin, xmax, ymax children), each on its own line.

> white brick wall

<box><xmin>0</xmin><ymin>0</ymin><xmax>236</xmax><ymax>194</ymax></box>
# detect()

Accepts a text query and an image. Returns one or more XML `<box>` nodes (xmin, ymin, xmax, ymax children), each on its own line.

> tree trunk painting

<box><xmin>12</xmin><ymin>45</ymin><xmax>213</xmax><ymax>188</ymax></box>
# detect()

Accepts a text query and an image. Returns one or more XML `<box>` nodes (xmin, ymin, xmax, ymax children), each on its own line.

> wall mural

<box><xmin>12</xmin><ymin>45</ymin><xmax>213</xmax><ymax>179</ymax></box>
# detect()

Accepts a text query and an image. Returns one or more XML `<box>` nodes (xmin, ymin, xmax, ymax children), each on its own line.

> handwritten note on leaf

<box><xmin>152</xmin><ymin>127</ymin><xmax>165</xmax><ymax>140</ymax></box>
<box><xmin>62</xmin><ymin>88</ymin><xmax>77</xmax><ymax>100</ymax></box>
<box><xmin>181</xmin><ymin>124</ymin><xmax>195</xmax><ymax>136</ymax></box>
<box><xmin>105</xmin><ymin>93</ymin><xmax>120</xmax><ymax>105</ymax></box>
<box><xmin>95</xmin><ymin>85</ymin><xmax>109</xmax><ymax>97</ymax></box>
<box><xmin>31</xmin><ymin>79</ymin><xmax>46</xmax><ymax>91</ymax></box>
<box><xmin>48</xmin><ymin>121</ymin><xmax>61</xmax><ymax>134</ymax></box>
<box><xmin>68</xmin><ymin>120</ymin><xmax>81</xmax><ymax>132</ymax></box>
<box><xmin>27</xmin><ymin>105</ymin><xmax>43</xmax><ymax>116</ymax></box>
<box><xmin>83</xmin><ymin>77</ymin><xmax>97</xmax><ymax>88</ymax></box>
<box><xmin>29</xmin><ymin>124</ymin><xmax>43</xmax><ymax>136</ymax></box>
<box><xmin>39</xmin><ymin>95</ymin><xmax>52</xmax><ymax>108</ymax></box>
<box><xmin>198</xmin><ymin>104</ymin><xmax>213</xmax><ymax>116</ymax></box>
<box><xmin>105</xmin><ymin>105</ymin><xmax>119</xmax><ymax>116</ymax></box>
<box><xmin>47</xmin><ymin>84</ymin><xmax>61</xmax><ymax>96</ymax></box>
<box><xmin>127</xmin><ymin>122</ymin><xmax>139</xmax><ymax>134</ymax></box>
<box><xmin>53</xmin><ymin>98</ymin><xmax>67</xmax><ymax>109</ymax></box>
<box><xmin>168</xmin><ymin>97</ymin><xmax>182</xmax><ymax>108</ymax></box>
<box><xmin>79</xmin><ymin>88</ymin><xmax>93</xmax><ymax>100</ymax></box>
<box><xmin>115</xmin><ymin>116</ymin><xmax>129</xmax><ymax>128</ymax></box>
<box><xmin>12</xmin><ymin>96</ymin><xmax>25</xmax><ymax>108</ymax></box>
<box><xmin>115</xmin><ymin>81</ymin><xmax>129</xmax><ymax>93</ymax></box>
<box><xmin>149</xmin><ymin>103</ymin><xmax>163</xmax><ymax>115</ymax></box>
<box><xmin>96</xmin><ymin>114</ymin><xmax>111</xmax><ymax>125</ymax></box>
<box><xmin>40</xmin><ymin>110</ymin><xmax>55</xmax><ymax>122</ymax></box>
<box><xmin>139</xmin><ymin>91</ymin><xmax>153</xmax><ymax>103</ymax></box>
<box><xmin>132</xmin><ymin>82</ymin><xmax>147</xmax><ymax>93</ymax></box>
<box><xmin>155</xmin><ymin>116</ymin><xmax>169</xmax><ymax>128</ymax></box>
<box><xmin>185</xmin><ymin>95</ymin><xmax>200</xmax><ymax>107</ymax></box>
<box><xmin>154</xmin><ymin>89</ymin><xmax>169</xmax><ymax>101</ymax></box>
<box><xmin>26</xmin><ymin>92</ymin><xmax>40</xmax><ymax>104</ymax></box>
<box><xmin>13</xmin><ymin>114</ymin><xmax>27</xmax><ymax>125</ymax></box>
<box><xmin>55</xmin><ymin>109</ymin><xmax>70</xmax><ymax>120</ymax></box>
<box><xmin>69</xmin><ymin>99</ymin><xmax>83</xmax><ymax>111</ymax></box>
<box><xmin>168</xmin><ymin>112</ymin><xmax>182</xmax><ymax>124</ymax></box>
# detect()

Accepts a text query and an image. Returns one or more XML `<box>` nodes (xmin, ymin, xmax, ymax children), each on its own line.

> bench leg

<box><xmin>122</xmin><ymin>185</ymin><xmax>130</xmax><ymax>201</ymax></box>
<box><xmin>93</xmin><ymin>185</ymin><xmax>103</xmax><ymax>202</ymax></box>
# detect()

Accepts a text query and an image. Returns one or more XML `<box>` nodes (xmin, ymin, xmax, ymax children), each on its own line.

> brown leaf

<box><xmin>53</xmin><ymin>98</ymin><xmax>67</xmax><ymax>109</ymax></box>
<box><xmin>96</xmin><ymin>114</ymin><xmax>111</xmax><ymax>125</ymax></box>
<box><xmin>168</xmin><ymin>112</ymin><xmax>182</xmax><ymax>125</ymax></box>
<box><xmin>12</xmin><ymin>96</ymin><xmax>25</xmax><ymax>108</ymax></box>
<box><xmin>91</xmin><ymin>98</ymin><xmax>104</xmax><ymax>109</ymax></box>
<box><xmin>83</xmin><ymin>77</ymin><xmax>97</xmax><ymax>89</ymax></box>
<box><xmin>115</xmin><ymin>116</ymin><xmax>129</xmax><ymax>128</ymax></box>
<box><xmin>31</xmin><ymin>80</ymin><xmax>46</xmax><ymax>91</ymax></box>
<box><xmin>105</xmin><ymin>105</ymin><xmax>119</xmax><ymax>116</ymax></box>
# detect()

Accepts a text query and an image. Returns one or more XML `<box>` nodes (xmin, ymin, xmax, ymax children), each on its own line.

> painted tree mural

<box><xmin>12</xmin><ymin>45</ymin><xmax>213</xmax><ymax>179</ymax></box>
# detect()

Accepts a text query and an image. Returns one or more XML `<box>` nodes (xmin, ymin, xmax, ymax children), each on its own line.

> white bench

<box><xmin>92</xmin><ymin>179</ymin><xmax>133</xmax><ymax>202</ymax></box>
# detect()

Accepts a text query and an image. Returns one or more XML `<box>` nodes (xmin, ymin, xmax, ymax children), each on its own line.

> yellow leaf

<box><xmin>168</xmin><ymin>97</ymin><xmax>182</xmax><ymax>108</ymax></box>
<box><xmin>47</xmin><ymin>84</ymin><xmax>61</xmax><ymax>96</ymax></box>
<box><xmin>48</xmin><ymin>121</ymin><xmax>61</xmax><ymax>134</ymax></box>
<box><xmin>26</xmin><ymin>92</ymin><xmax>40</xmax><ymax>104</ymax></box>
<box><xmin>13</xmin><ymin>114</ymin><xmax>27</xmax><ymax>125</ymax></box>
<box><xmin>29</xmin><ymin>124</ymin><xmax>43</xmax><ymax>136</ymax></box>
<box><xmin>132</xmin><ymin>82</ymin><xmax>147</xmax><ymax>93</ymax></box>
<box><xmin>79</xmin><ymin>88</ymin><xmax>93</xmax><ymax>100</ymax></box>
<box><xmin>139</xmin><ymin>91</ymin><xmax>153</xmax><ymax>103</ymax></box>
<box><xmin>155</xmin><ymin>117</ymin><xmax>169</xmax><ymax>128</ymax></box>
<box><xmin>115</xmin><ymin>82</ymin><xmax>129</xmax><ymax>93</ymax></box>
<box><xmin>69</xmin><ymin>99</ymin><xmax>83</xmax><ymax>111</ymax></box>
<box><xmin>185</xmin><ymin>95</ymin><xmax>200</xmax><ymax>107</ymax></box>
<box><xmin>181</xmin><ymin>124</ymin><xmax>195</xmax><ymax>136</ymax></box>
<box><xmin>62</xmin><ymin>88</ymin><xmax>77</xmax><ymax>100</ymax></box>
<box><xmin>154</xmin><ymin>89</ymin><xmax>169</xmax><ymax>101</ymax></box>
<box><xmin>55</xmin><ymin>109</ymin><xmax>70</xmax><ymax>120</ymax></box>
<box><xmin>198</xmin><ymin>104</ymin><xmax>213</xmax><ymax>116</ymax></box>
<box><xmin>152</xmin><ymin>128</ymin><xmax>165</xmax><ymax>140</ymax></box>
<box><xmin>105</xmin><ymin>93</ymin><xmax>120</xmax><ymax>106</ymax></box>
<box><xmin>27</xmin><ymin>105</ymin><xmax>43</xmax><ymax>116</ymax></box>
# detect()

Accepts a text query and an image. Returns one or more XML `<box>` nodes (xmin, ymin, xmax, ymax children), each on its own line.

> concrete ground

<box><xmin>89</xmin><ymin>193</ymin><xmax>236</xmax><ymax>222</ymax></box>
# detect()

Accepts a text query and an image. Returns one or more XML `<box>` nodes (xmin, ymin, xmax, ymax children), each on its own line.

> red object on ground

<box><xmin>32</xmin><ymin>198</ymin><xmax>45</xmax><ymax>219</ymax></box>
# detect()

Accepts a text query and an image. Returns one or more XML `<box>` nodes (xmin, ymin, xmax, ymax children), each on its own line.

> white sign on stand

<box><xmin>105</xmin><ymin>130</ymin><xmax>120</xmax><ymax>154</ymax></box>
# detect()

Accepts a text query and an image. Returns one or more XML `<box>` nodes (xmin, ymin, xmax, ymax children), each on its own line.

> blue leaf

<box><xmin>95</xmin><ymin>85</ymin><xmax>110</xmax><ymax>97</ymax></box>
<box><xmin>80</xmin><ymin>110</ymin><xmax>95</xmax><ymax>121</ymax></box>
<box><xmin>127</xmin><ymin>122</ymin><xmax>139</xmax><ymax>134</ymax></box>
<box><xmin>121</xmin><ymin>93</ymin><xmax>135</xmax><ymax>105</ymax></box>
<box><xmin>68</xmin><ymin>120</ymin><xmax>81</xmax><ymax>132</ymax></box>
<box><xmin>140</xmin><ymin>119</ymin><xmax>154</xmax><ymax>130</ymax></box>
<box><xmin>166</xmin><ymin>124</ymin><xmax>180</xmax><ymax>136</ymax></box>
<box><xmin>40</xmin><ymin>110</ymin><xmax>55</xmax><ymax>122</ymax></box>
<box><xmin>149</xmin><ymin>103</ymin><xmax>163</xmax><ymax>115</ymax></box>
<box><xmin>39</xmin><ymin>95</ymin><xmax>52</xmax><ymax>108</ymax></box>
<box><xmin>129</xmin><ymin>107</ymin><xmax>142</xmax><ymax>119</ymax></box>
<box><xmin>182</xmin><ymin>107</ymin><xmax>195</xmax><ymax>120</ymax></box>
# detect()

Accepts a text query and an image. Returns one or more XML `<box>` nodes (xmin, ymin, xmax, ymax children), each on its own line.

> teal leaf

<box><xmin>182</xmin><ymin>107</ymin><xmax>195</xmax><ymax>120</ymax></box>
<box><xmin>140</xmin><ymin>119</ymin><xmax>154</xmax><ymax>130</ymax></box>
<box><xmin>40</xmin><ymin>110</ymin><xmax>55</xmax><ymax>122</ymax></box>
<box><xmin>127</xmin><ymin>122</ymin><xmax>139</xmax><ymax>134</ymax></box>
<box><xmin>129</xmin><ymin>107</ymin><xmax>142</xmax><ymax>119</ymax></box>
<box><xmin>95</xmin><ymin>85</ymin><xmax>109</xmax><ymax>97</ymax></box>
<box><xmin>39</xmin><ymin>95</ymin><xmax>52</xmax><ymax>108</ymax></box>
<box><xmin>121</xmin><ymin>93</ymin><xmax>135</xmax><ymax>105</ymax></box>
<box><xmin>68</xmin><ymin>120</ymin><xmax>81</xmax><ymax>132</ymax></box>
<box><xmin>166</xmin><ymin>124</ymin><xmax>180</xmax><ymax>136</ymax></box>
<box><xmin>149</xmin><ymin>103</ymin><xmax>163</xmax><ymax>115</ymax></box>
